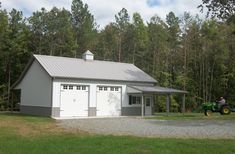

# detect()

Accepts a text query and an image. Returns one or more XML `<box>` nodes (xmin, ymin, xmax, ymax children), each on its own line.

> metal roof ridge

<box><xmin>33</xmin><ymin>54</ymin><xmax>134</xmax><ymax>65</ymax></box>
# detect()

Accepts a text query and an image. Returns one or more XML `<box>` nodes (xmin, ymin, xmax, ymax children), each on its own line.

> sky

<box><xmin>1</xmin><ymin>0</ymin><xmax>204</xmax><ymax>28</ymax></box>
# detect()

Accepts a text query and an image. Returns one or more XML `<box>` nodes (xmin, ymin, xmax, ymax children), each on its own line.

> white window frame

<box><xmin>63</xmin><ymin>85</ymin><xmax>68</xmax><ymax>90</ymax></box>
<box><xmin>76</xmin><ymin>86</ymin><xmax>81</xmax><ymax>90</ymax></box>
<box><xmin>69</xmin><ymin>85</ymin><xmax>73</xmax><ymax>90</ymax></box>
<box><xmin>99</xmin><ymin>87</ymin><xmax>103</xmax><ymax>91</ymax></box>
<box><xmin>82</xmin><ymin>86</ymin><xmax>86</xmax><ymax>90</ymax></box>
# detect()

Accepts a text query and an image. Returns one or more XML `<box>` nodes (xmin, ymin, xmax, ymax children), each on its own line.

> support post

<box><xmin>182</xmin><ymin>94</ymin><xmax>186</xmax><ymax>114</ymax></box>
<box><xmin>152</xmin><ymin>94</ymin><xmax>155</xmax><ymax>115</ymax></box>
<box><xmin>141</xmin><ymin>94</ymin><xmax>144</xmax><ymax>117</ymax></box>
<box><xmin>166</xmin><ymin>95</ymin><xmax>170</xmax><ymax>116</ymax></box>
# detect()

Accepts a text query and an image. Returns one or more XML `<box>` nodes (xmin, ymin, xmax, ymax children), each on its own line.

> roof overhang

<box><xmin>127</xmin><ymin>86</ymin><xmax>188</xmax><ymax>95</ymax></box>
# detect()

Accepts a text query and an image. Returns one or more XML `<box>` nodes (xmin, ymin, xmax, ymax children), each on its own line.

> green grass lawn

<box><xmin>0</xmin><ymin>113</ymin><xmax>235</xmax><ymax>154</ymax></box>
<box><xmin>147</xmin><ymin>112</ymin><xmax>235</xmax><ymax>120</ymax></box>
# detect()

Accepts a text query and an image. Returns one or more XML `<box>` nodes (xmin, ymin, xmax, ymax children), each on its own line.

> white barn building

<box><xmin>13</xmin><ymin>51</ymin><xmax>187</xmax><ymax>118</ymax></box>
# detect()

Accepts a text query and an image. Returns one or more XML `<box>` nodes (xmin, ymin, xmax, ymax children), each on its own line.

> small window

<box><xmin>82</xmin><ymin>86</ymin><xmax>86</xmax><ymax>90</ymax></box>
<box><xmin>115</xmin><ymin>87</ymin><xmax>119</xmax><ymax>91</ymax></box>
<box><xmin>69</xmin><ymin>85</ymin><xmax>73</xmax><ymax>90</ymax></box>
<box><xmin>104</xmin><ymin>87</ymin><xmax>108</xmax><ymax>91</ymax></box>
<box><xmin>129</xmin><ymin>95</ymin><xmax>141</xmax><ymax>105</ymax></box>
<box><xmin>63</xmin><ymin>85</ymin><xmax>68</xmax><ymax>89</ymax></box>
<box><xmin>110</xmin><ymin>87</ymin><xmax>114</xmax><ymax>91</ymax></box>
<box><xmin>99</xmin><ymin>87</ymin><xmax>103</xmax><ymax>91</ymax></box>
<box><xmin>133</xmin><ymin>97</ymin><xmax>136</xmax><ymax>104</ymax></box>
<box><xmin>135</xmin><ymin>97</ymin><xmax>141</xmax><ymax>104</ymax></box>
<box><xmin>146</xmin><ymin>98</ymin><xmax>151</xmax><ymax>106</ymax></box>
<box><xmin>76</xmin><ymin>86</ymin><xmax>81</xmax><ymax>90</ymax></box>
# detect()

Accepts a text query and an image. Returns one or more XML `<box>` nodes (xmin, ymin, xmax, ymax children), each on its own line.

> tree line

<box><xmin>0</xmin><ymin>0</ymin><xmax>234</xmax><ymax>111</ymax></box>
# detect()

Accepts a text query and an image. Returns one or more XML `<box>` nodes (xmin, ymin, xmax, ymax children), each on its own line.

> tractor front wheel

<box><xmin>221</xmin><ymin>106</ymin><xmax>231</xmax><ymax>115</ymax></box>
<box><xmin>204</xmin><ymin>110</ymin><xmax>212</xmax><ymax>116</ymax></box>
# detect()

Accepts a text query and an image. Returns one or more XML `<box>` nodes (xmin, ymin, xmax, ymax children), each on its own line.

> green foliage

<box><xmin>0</xmin><ymin>1</ymin><xmax>235</xmax><ymax>112</ymax></box>
<box><xmin>29</xmin><ymin>7</ymin><xmax>76</xmax><ymax>56</ymax></box>
<box><xmin>115</xmin><ymin>8</ymin><xmax>130</xmax><ymax>31</ymax></box>
<box><xmin>199</xmin><ymin>0</ymin><xmax>235</xmax><ymax>21</ymax></box>
<box><xmin>132</xmin><ymin>12</ymin><xmax>149</xmax><ymax>69</ymax></box>
<box><xmin>157</xmin><ymin>95</ymin><xmax>179</xmax><ymax>112</ymax></box>
<box><xmin>71</xmin><ymin>0</ymin><xmax>97</xmax><ymax>56</ymax></box>
<box><xmin>114</xmin><ymin>8</ymin><xmax>130</xmax><ymax>62</ymax></box>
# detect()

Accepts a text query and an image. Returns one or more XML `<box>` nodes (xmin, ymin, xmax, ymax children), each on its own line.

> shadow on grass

<box><xmin>0</xmin><ymin>112</ymin><xmax>54</xmax><ymax>123</ymax></box>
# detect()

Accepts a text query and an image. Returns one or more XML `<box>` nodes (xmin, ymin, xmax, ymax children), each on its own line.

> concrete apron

<box><xmin>52</xmin><ymin>115</ymin><xmax>155</xmax><ymax>120</ymax></box>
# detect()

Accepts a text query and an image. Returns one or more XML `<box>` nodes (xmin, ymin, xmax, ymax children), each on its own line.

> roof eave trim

<box><xmin>128</xmin><ymin>86</ymin><xmax>188</xmax><ymax>94</ymax></box>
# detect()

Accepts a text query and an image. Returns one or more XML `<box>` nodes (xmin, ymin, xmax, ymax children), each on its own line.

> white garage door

<box><xmin>97</xmin><ymin>86</ymin><xmax>121</xmax><ymax>116</ymax></box>
<box><xmin>60</xmin><ymin>85</ymin><xmax>89</xmax><ymax>117</ymax></box>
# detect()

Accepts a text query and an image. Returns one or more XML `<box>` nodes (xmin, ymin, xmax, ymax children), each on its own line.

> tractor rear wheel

<box><xmin>221</xmin><ymin>106</ymin><xmax>231</xmax><ymax>115</ymax></box>
<box><xmin>204</xmin><ymin>110</ymin><xmax>212</xmax><ymax>116</ymax></box>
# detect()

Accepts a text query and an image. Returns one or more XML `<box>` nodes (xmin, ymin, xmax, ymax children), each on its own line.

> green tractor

<box><xmin>202</xmin><ymin>102</ymin><xmax>235</xmax><ymax>116</ymax></box>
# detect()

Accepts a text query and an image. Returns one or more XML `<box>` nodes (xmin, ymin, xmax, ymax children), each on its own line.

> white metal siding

<box><xmin>52</xmin><ymin>79</ymin><xmax>129</xmax><ymax>109</ymax></box>
<box><xmin>52</xmin><ymin>79</ymin><xmax>154</xmax><ymax>116</ymax></box>
<box><xmin>17</xmin><ymin>60</ymin><xmax>52</xmax><ymax>107</ymax></box>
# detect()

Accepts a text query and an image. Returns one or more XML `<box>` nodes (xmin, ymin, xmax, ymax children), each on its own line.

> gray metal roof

<box><xmin>83</xmin><ymin>50</ymin><xmax>93</xmax><ymax>55</ymax></box>
<box><xmin>33</xmin><ymin>54</ymin><xmax>157</xmax><ymax>83</ymax></box>
<box><xmin>127</xmin><ymin>85</ymin><xmax>188</xmax><ymax>94</ymax></box>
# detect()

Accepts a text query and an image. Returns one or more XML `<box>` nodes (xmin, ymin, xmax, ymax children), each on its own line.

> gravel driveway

<box><xmin>58</xmin><ymin>117</ymin><xmax>235</xmax><ymax>139</ymax></box>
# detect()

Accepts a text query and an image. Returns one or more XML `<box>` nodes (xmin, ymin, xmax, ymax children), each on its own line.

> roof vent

<box><xmin>82</xmin><ymin>50</ymin><xmax>94</xmax><ymax>61</ymax></box>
